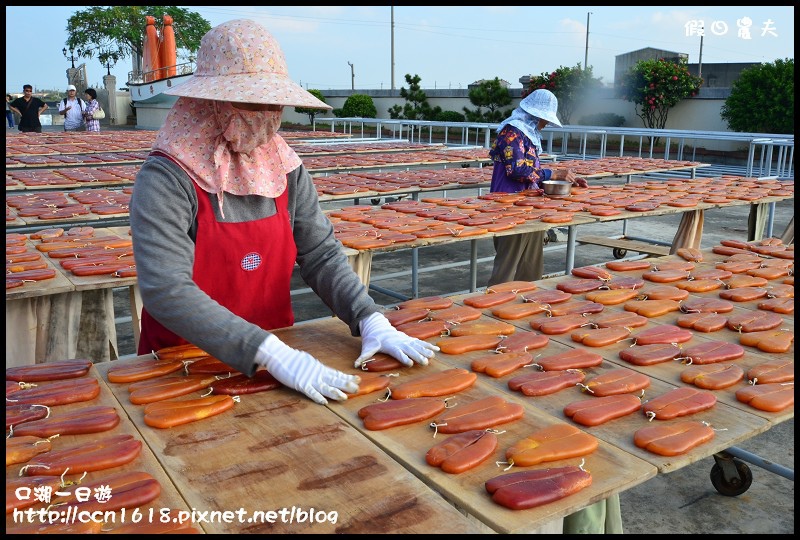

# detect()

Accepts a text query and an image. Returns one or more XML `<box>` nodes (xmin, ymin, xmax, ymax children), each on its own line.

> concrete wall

<box><xmin>307</xmin><ymin>87</ymin><xmax>733</xmax><ymax>133</ymax></box>
<box><xmin>687</xmin><ymin>63</ymin><xmax>755</xmax><ymax>88</ymax></box>
<box><xmin>111</xmin><ymin>86</ymin><xmax>772</xmax><ymax>153</ymax></box>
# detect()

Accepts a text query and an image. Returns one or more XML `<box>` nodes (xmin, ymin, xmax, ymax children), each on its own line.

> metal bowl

<box><xmin>541</xmin><ymin>180</ymin><xmax>572</xmax><ymax>197</ymax></box>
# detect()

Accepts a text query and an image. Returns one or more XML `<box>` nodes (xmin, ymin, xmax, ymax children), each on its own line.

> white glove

<box><xmin>355</xmin><ymin>312</ymin><xmax>440</xmax><ymax>369</ymax></box>
<box><xmin>255</xmin><ymin>334</ymin><xmax>360</xmax><ymax>405</ymax></box>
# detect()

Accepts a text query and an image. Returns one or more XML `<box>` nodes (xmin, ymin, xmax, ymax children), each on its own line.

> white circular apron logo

<box><xmin>241</xmin><ymin>252</ymin><xmax>262</xmax><ymax>271</ymax></box>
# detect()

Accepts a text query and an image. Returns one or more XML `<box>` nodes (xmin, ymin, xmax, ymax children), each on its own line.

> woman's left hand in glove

<box><xmin>354</xmin><ymin>312</ymin><xmax>439</xmax><ymax>369</ymax></box>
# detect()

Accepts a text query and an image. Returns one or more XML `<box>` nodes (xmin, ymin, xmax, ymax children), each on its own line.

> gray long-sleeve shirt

<box><xmin>129</xmin><ymin>155</ymin><xmax>380</xmax><ymax>375</ymax></box>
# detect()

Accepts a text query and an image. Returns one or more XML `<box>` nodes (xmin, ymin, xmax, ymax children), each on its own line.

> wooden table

<box><xmin>9</xmin><ymin>244</ymin><xmax>790</xmax><ymax>532</ymax></box>
<box><xmin>6</xmin><ymin>227</ymin><xmax>136</xmax><ymax>367</ymax></box>
<box><xmin>274</xmin><ymin>319</ymin><xmax>657</xmax><ymax>533</ymax></box>
<box><xmin>86</xmin><ymin>325</ymin><xmax>656</xmax><ymax>534</ymax></box>
<box><xmin>6</xmin><ymin>365</ymin><xmax>195</xmax><ymax>533</ymax></box>
<box><xmin>91</xmin><ymin>360</ymin><xmax>494</xmax><ymax>534</ymax></box>
<box><xmin>441</xmin><ymin>249</ymin><xmax>792</xmax><ymax>475</ymax></box>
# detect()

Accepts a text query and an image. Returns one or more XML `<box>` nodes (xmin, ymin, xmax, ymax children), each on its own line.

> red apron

<box><xmin>138</xmin><ymin>178</ymin><xmax>296</xmax><ymax>355</ymax></box>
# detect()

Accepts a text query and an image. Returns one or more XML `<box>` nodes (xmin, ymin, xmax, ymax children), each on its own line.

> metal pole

<box><xmin>584</xmin><ymin>12</ymin><xmax>592</xmax><ymax>69</ymax></box>
<box><xmin>391</xmin><ymin>6</ymin><xmax>395</xmax><ymax>91</ymax></box>
<box><xmin>348</xmin><ymin>61</ymin><xmax>355</xmax><ymax>90</ymax></box>
<box><xmin>698</xmin><ymin>32</ymin><xmax>704</xmax><ymax>80</ymax></box>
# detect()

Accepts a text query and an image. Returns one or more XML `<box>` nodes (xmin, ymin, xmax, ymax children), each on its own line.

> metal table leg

<box><xmin>565</xmin><ymin>225</ymin><xmax>577</xmax><ymax>274</ymax></box>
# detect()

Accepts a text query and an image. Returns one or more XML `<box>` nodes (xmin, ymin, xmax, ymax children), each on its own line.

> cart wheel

<box><xmin>612</xmin><ymin>248</ymin><xmax>627</xmax><ymax>259</ymax></box>
<box><xmin>710</xmin><ymin>460</ymin><xmax>753</xmax><ymax>496</ymax></box>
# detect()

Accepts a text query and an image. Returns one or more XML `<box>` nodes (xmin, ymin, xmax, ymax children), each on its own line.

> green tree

<box><xmin>463</xmin><ymin>77</ymin><xmax>513</xmax><ymax>123</ymax></box>
<box><xmin>618</xmin><ymin>58</ymin><xmax>702</xmax><ymax>141</ymax></box>
<box><xmin>66</xmin><ymin>6</ymin><xmax>210</xmax><ymax>76</ymax></box>
<box><xmin>340</xmin><ymin>94</ymin><xmax>377</xmax><ymax>118</ymax></box>
<box><xmin>720</xmin><ymin>58</ymin><xmax>794</xmax><ymax>134</ymax></box>
<box><xmin>388</xmin><ymin>74</ymin><xmax>441</xmax><ymax>120</ymax></box>
<box><xmin>525</xmin><ymin>64</ymin><xmax>603</xmax><ymax>125</ymax></box>
<box><xmin>293</xmin><ymin>89</ymin><xmax>328</xmax><ymax>125</ymax></box>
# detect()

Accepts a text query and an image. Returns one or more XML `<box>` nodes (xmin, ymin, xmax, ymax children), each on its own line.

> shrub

<box><xmin>435</xmin><ymin>110</ymin><xmax>466</xmax><ymax>122</ymax></box>
<box><xmin>341</xmin><ymin>94</ymin><xmax>377</xmax><ymax>118</ymax></box>
<box><xmin>293</xmin><ymin>89</ymin><xmax>328</xmax><ymax>125</ymax></box>
<box><xmin>525</xmin><ymin>65</ymin><xmax>603</xmax><ymax>124</ymax></box>
<box><xmin>391</xmin><ymin>74</ymin><xmax>441</xmax><ymax>120</ymax></box>
<box><xmin>618</xmin><ymin>58</ymin><xmax>702</xmax><ymax>137</ymax></box>
<box><xmin>720</xmin><ymin>58</ymin><xmax>794</xmax><ymax>134</ymax></box>
<box><xmin>463</xmin><ymin>77</ymin><xmax>512</xmax><ymax>123</ymax></box>
<box><xmin>577</xmin><ymin>113</ymin><xmax>625</xmax><ymax>127</ymax></box>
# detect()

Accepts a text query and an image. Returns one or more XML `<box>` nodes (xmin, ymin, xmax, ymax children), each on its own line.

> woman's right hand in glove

<box><xmin>254</xmin><ymin>334</ymin><xmax>360</xmax><ymax>405</ymax></box>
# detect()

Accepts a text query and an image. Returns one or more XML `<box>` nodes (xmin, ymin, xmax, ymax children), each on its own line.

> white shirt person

<box><xmin>58</xmin><ymin>85</ymin><xmax>85</xmax><ymax>131</ymax></box>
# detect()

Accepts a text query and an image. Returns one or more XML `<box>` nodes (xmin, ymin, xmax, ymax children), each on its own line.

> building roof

<box><xmin>615</xmin><ymin>47</ymin><xmax>683</xmax><ymax>58</ymax></box>
<box><xmin>469</xmin><ymin>78</ymin><xmax>511</xmax><ymax>88</ymax></box>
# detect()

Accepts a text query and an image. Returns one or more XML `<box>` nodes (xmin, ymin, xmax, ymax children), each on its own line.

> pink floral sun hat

<box><xmin>165</xmin><ymin>19</ymin><xmax>331</xmax><ymax>109</ymax></box>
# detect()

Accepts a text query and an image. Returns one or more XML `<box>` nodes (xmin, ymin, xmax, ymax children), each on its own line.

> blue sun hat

<box><xmin>519</xmin><ymin>89</ymin><xmax>562</xmax><ymax>127</ymax></box>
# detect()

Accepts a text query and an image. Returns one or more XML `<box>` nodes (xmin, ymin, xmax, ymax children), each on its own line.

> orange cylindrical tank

<box><xmin>159</xmin><ymin>15</ymin><xmax>177</xmax><ymax>78</ymax></box>
<box><xmin>142</xmin><ymin>15</ymin><xmax>161</xmax><ymax>82</ymax></box>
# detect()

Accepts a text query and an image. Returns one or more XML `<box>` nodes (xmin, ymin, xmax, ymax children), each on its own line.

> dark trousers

<box><xmin>6</xmin><ymin>111</ymin><xmax>14</xmax><ymax>127</ymax></box>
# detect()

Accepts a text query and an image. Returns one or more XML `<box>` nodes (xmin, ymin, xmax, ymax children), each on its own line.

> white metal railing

<box><xmin>128</xmin><ymin>60</ymin><xmax>195</xmax><ymax>85</ymax></box>
<box><xmin>312</xmin><ymin>118</ymin><xmax>794</xmax><ymax>179</ymax></box>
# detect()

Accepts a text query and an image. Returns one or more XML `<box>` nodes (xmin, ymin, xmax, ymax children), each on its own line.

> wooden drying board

<box><xmin>309</xmin><ymin>158</ymin><xmax>489</xmax><ymax>175</ymax></box>
<box><xmin>6</xmin><ymin>365</ymin><xmax>194</xmax><ymax>533</ymax></box>
<box><xmin>94</xmin><ymin>359</ymin><xmax>488</xmax><ymax>534</ymax></box>
<box><xmin>6</xmin><ymin>243</ymin><xmax>75</xmax><ymax>301</ymax></box>
<box><xmin>6</xmin><ymin>180</ymin><xmax>81</xmax><ymax>191</ymax></box>
<box><xmin>19</xmin><ymin>211</ymin><xmax>106</xmax><ymax>227</ymax></box>
<box><xmin>50</xmin><ymin>227</ymin><xmax>138</xmax><ymax>292</ymax></box>
<box><xmin>273</xmin><ymin>318</ymin><xmax>657</xmax><ymax>534</ymax></box>
<box><xmin>553</xmin><ymin>301</ymin><xmax>794</xmax><ymax>423</ymax></box>
<box><xmin>317</xmin><ymin>184</ymin><xmax>420</xmax><ymax>203</ymax></box>
<box><xmin>427</xmin><ymin>319</ymin><xmax>770</xmax><ymax>474</ymax></box>
<box><xmin>443</xmin><ymin>269</ymin><xmax>790</xmax><ymax>469</ymax></box>
<box><xmin>461</xmin><ymin>294</ymin><xmax>794</xmax><ymax>423</ymax></box>
<box><xmin>333</xmin><ymin>214</ymin><xmax>596</xmax><ymax>255</ymax></box>
<box><xmin>6</xmin><ymin>158</ymin><xmax>145</xmax><ymax>170</ymax></box>
<box><xmin>9</xmin><ymin>179</ymin><xmax>134</xmax><ymax>192</ymax></box>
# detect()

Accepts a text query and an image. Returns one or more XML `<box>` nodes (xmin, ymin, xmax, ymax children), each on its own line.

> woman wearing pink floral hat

<box><xmin>130</xmin><ymin>19</ymin><xmax>438</xmax><ymax>405</ymax></box>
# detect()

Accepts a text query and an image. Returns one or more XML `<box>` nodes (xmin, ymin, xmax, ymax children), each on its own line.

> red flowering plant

<box><xmin>618</xmin><ymin>58</ymin><xmax>702</xmax><ymax>143</ymax></box>
<box><xmin>524</xmin><ymin>64</ymin><xmax>602</xmax><ymax>125</ymax></box>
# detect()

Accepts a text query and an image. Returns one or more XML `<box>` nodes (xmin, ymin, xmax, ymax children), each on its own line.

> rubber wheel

<box><xmin>612</xmin><ymin>248</ymin><xmax>627</xmax><ymax>259</ymax></box>
<box><xmin>710</xmin><ymin>460</ymin><xmax>753</xmax><ymax>496</ymax></box>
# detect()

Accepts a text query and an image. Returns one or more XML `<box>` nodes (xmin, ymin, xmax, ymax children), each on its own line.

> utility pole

<box><xmin>698</xmin><ymin>29</ymin><xmax>704</xmax><ymax>81</ymax></box>
<box><xmin>584</xmin><ymin>12</ymin><xmax>592</xmax><ymax>70</ymax></box>
<box><xmin>348</xmin><ymin>61</ymin><xmax>355</xmax><ymax>90</ymax></box>
<box><xmin>391</xmin><ymin>6</ymin><xmax>395</xmax><ymax>91</ymax></box>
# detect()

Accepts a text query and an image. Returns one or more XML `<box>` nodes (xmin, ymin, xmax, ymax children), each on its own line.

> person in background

<box><xmin>82</xmin><ymin>88</ymin><xmax>101</xmax><ymax>132</ymax></box>
<box><xmin>6</xmin><ymin>94</ymin><xmax>15</xmax><ymax>128</ymax></box>
<box><xmin>57</xmin><ymin>84</ymin><xmax>85</xmax><ymax>131</ymax></box>
<box><xmin>130</xmin><ymin>19</ymin><xmax>438</xmax><ymax>405</ymax></box>
<box><xmin>486</xmin><ymin>89</ymin><xmax>588</xmax><ymax>286</ymax></box>
<box><xmin>9</xmin><ymin>85</ymin><xmax>47</xmax><ymax>133</ymax></box>
<box><xmin>488</xmin><ymin>89</ymin><xmax>620</xmax><ymax>534</ymax></box>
